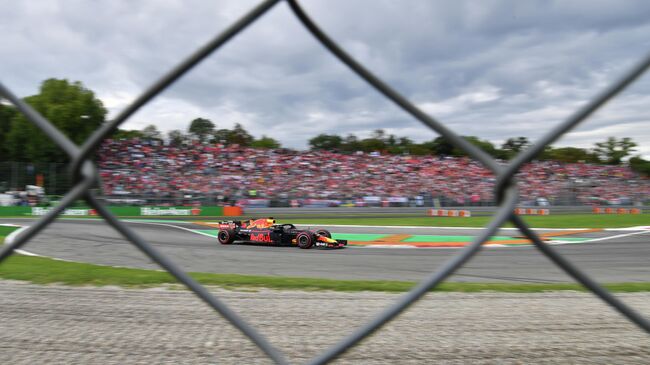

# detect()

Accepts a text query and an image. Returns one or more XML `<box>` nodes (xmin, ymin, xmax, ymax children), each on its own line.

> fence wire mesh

<box><xmin>1</xmin><ymin>0</ymin><xmax>649</xmax><ymax>363</ymax></box>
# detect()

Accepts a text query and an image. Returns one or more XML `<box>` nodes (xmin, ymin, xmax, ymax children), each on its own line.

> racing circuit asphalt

<box><xmin>2</xmin><ymin>218</ymin><xmax>650</xmax><ymax>283</ymax></box>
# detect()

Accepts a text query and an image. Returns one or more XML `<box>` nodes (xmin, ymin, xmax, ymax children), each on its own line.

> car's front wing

<box><xmin>314</xmin><ymin>239</ymin><xmax>347</xmax><ymax>249</ymax></box>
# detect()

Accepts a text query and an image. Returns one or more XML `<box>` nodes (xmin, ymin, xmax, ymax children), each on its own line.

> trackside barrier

<box><xmin>0</xmin><ymin>206</ymin><xmax>224</xmax><ymax>217</ymax></box>
<box><xmin>223</xmin><ymin>206</ymin><xmax>243</xmax><ymax>216</ymax></box>
<box><xmin>514</xmin><ymin>208</ymin><xmax>550</xmax><ymax>215</ymax></box>
<box><xmin>593</xmin><ymin>207</ymin><xmax>642</xmax><ymax>214</ymax></box>
<box><xmin>2</xmin><ymin>1</ymin><xmax>649</xmax><ymax>363</ymax></box>
<box><xmin>427</xmin><ymin>209</ymin><xmax>471</xmax><ymax>217</ymax></box>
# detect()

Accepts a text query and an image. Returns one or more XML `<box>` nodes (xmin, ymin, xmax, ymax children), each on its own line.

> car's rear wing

<box><xmin>218</xmin><ymin>220</ymin><xmax>241</xmax><ymax>229</ymax></box>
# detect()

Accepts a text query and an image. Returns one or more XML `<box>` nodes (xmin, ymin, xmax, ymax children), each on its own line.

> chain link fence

<box><xmin>1</xmin><ymin>0</ymin><xmax>649</xmax><ymax>363</ymax></box>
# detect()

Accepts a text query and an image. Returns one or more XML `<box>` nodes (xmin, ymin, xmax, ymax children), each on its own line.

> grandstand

<box><xmin>95</xmin><ymin>138</ymin><xmax>650</xmax><ymax>207</ymax></box>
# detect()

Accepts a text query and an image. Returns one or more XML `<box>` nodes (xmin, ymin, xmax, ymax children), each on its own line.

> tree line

<box><xmin>113</xmin><ymin>118</ymin><xmax>281</xmax><ymax>150</ymax></box>
<box><xmin>0</xmin><ymin>79</ymin><xmax>281</xmax><ymax>163</ymax></box>
<box><xmin>0</xmin><ymin>79</ymin><xmax>106</xmax><ymax>163</ymax></box>
<box><xmin>308</xmin><ymin>130</ymin><xmax>644</xmax><ymax>166</ymax></box>
<box><xmin>314</xmin><ymin>132</ymin><xmax>650</xmax><ymax>176</ymax></box>
<box><xmin>1</xmin><ymin>78</ymin><xmax>648</xmax><ymax>176</ymax></box>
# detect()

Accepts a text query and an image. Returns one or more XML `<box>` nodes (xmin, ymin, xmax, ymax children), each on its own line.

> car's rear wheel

<box><xmin>296</xmin><ymin>232</ymin><xmax>313</xmax><ymax>249</ymax></box>
<box><xmin>218</xmin><ymin>229</ymin><xmax>235</xmax><ymax>245</ymax></box>
<box><xmin>315</xmin><ymin>229</ymin><xmax>331</xmax><ymax>238</ymax></box>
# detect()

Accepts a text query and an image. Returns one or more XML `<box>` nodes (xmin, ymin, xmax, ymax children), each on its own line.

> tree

<box><xmin>423</xmin><ymin>136</ymin><xmax>498</xmax><ymax>158</ymax></box>
<box><xmin>0</xmin><ymin>101</ymin><xmax>17</xmax><ymax>160</ymax></box>
<box><xmin>629</xmin><ymin>156</ymin><xmax>650</xmax><ymax>177</ymax></box>
<box><xmin>110</xmin><ymin>129</ymin><xmax>145</xmax><ymax>140</ymax></box>
<box><xmin>371</xmin><ymin>129</ymin><xmax>386</xmax><ymax>140</ymax></box>
<box><xmin>356</xmin><ymin>129</ymin><xmax>387</xmax><ymax>152</ymax></box>
<box><xmin>462</xmin><ymin>136</ymin><xmax>498</xmax><ymax>157</ymax></box>
<box><xmin>213</xmin><ymin>129</ymin><xmax>232</xmax><ymax>144</ymax></box>
<box><xmin>427</xmin><ymin>136</ymin><xmax>455</xmax><ymax>156</ymax></box>
<box><xmin>142</xmin><ymin>125</ymin><xmax>162</xmax><ymax>140</ymax></box>
<box><xmin>4</xmin><ymin>78</ymin><xmax>106</xmax><ymax>162</ymax></box>
<box><xmin>309</xmin><ymin>134</ymin><xmax>343</xmax><ymax>150</ymax></box>
<box><xmin>398</xmin><ymin>137</ymin><xmax>413</xmax><ymax>147</ymax></box>
<box><xmin>228</xmin><ymin>123</ymin><xmax>253</xmax><ymax>146</ymax></box>
<box><xmin>593</xmin><ymin>137</ymin><xmax>637</xmax><ymax>165</ymax></box>
<box><xmin>341</xmin><ymin>134</ymin><xmax>362</xmax><ymax>153</ymax></box>
<box><xmin>167</xmin><ymin>129</ymin><xmax>186</xmax><ymax>146</ymax></box>
<box><xmin>386</xmin><ymin>134</ymin><xmax>397</xmax><ymax>148</ymax></box>
<box><xmin>388</xmin><ymin>136</ymin><xmax>413</xmax><ymax>154</ymax></box>
<box><xmin>360</xmin><ymin>136</ymin><xmax>386</xmax><ymax>152</ymax></box>
<box><xmin>251</xmin><ymin>135</ymin><xmax>281</xmax><ymax>149</ymax></box>
<box><xmin>546</xmin><ymin>147</ymin><xmax>598</xmax><ymax>163</ymax></box>
<box><xmin>407</xmin><ymin>143</ymin><xmax>430</xmax><ymax>155</ymax></box>
<box><xmin>538</xmin><ymin>145</ymin><xmax>556</xmax><ymax>160</ymax></box>
<box><xmin>500</xmin><ymin>137</ymin><xmax>531</xmax><ymax>159</ymax></box>
<box><xmin>188</xmin><ymin>117</ymin><xmax>215</xmax><ymax>142</ymax></box>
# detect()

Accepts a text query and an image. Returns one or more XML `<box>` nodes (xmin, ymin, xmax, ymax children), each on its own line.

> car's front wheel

<box><xmin>296</xmin><ymin>232</ymin><xmax>313</xmax><ymax>249</ymax></box>
<box><xmin>315</xmin><ymin>229</ymin><xmax>331</xmax><ymax>238</ymax></box>
<box><xmin>218</xmin><ymin>229</ymin><xmax>235</xmax><ymax>245</ymax></box>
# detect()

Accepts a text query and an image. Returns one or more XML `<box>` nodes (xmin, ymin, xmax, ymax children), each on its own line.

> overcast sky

<box><xmin>1</xmin><ymin>0</ymin><xmax>649</xmax><ymax>158</ymax></box>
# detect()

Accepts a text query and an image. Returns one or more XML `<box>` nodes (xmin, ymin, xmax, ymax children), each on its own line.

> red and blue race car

<box><xmin>217</xmin><ymin>218</ymin><xmax>347</xmax><ymax>249</ymax></box>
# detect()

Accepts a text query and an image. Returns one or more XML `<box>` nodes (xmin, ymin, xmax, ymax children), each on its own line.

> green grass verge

<box><xmin>1</xmin><ymin>240</ymin><xmax>650</xmax><ymax>292</ymax></box>
<box><xmin>0</xmin><ymin>225</ymin><xmax>21</xmax><ymax>236</ymax></box>
<box><xmin>290</xmin><ymin>213</ymin><xmax>649</xmax><ymax>228</ymax></box>
<box><xmin>2</xmin><ymin>212</ymin><xmax>647</xmax><ymax>228</ymax></box>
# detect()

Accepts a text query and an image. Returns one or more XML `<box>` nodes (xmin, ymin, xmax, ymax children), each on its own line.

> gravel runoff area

<box><xmin>1</xmin><ymin>281</ymin><xmax>649</xmax><ymax>364</ymax></box>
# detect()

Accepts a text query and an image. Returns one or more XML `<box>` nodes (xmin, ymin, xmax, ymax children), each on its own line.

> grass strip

<box><xmin>289</xmin><ymin>213</ymin><xmax>649</xmax><ymax>229</ymax></box>
<box><xmin>1</xmin><ymin>246</ymin><xmax>650</xmax><ymax>293</ymax></box>
<box><xmin>0</xmin><ymin>225</ymin><xmax>21</xmax><ymax>236</ymax></box>
<box><xmin>1</xmin><ymin>213</ymin><xmax>647</xmax><ymax>228</ymax></box>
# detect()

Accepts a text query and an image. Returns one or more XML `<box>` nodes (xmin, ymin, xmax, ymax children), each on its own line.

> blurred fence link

<box><xmin>1</xmin><ymin>0</ymin><xmax>649</xmax><ymax>363</ymax></box>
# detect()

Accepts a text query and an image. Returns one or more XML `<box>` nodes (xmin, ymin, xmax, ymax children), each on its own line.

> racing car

<box><xmin>216</xmin><ymin>217</ymin><xmax>347</xmax><ymax>249</ymax></box>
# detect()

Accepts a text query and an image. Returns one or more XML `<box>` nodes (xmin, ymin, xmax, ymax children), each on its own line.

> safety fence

<box><xmin>0</xmin><ymin>205</ymin><xmax>226</xmax><ymax>217</ymax></box>
<box><xmin>0</xmin><ymin>1</ymin><xmax>649</xmax><ymax>364</ymax></box>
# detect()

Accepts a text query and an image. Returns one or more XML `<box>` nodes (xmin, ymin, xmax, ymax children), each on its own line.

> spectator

<box><xmin>96</xmin><ymin>138</ymin><xmax>650</xmax><ymax>206</ymax></box>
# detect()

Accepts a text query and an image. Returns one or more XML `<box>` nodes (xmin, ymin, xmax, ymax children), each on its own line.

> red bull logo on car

<box><xmin>250</xmin><ymin>232</ymin><xmax>272</xmax><ymax>242</ymax></box>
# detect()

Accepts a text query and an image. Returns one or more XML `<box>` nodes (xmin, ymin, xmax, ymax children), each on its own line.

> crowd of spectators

<box><xmin>96</xmin><ymin>138</ymin><xmax>649</xmax><ymax>206</ymax></box>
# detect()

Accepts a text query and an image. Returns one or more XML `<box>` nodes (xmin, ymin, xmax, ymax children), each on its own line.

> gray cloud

<box><xmin>1</xmin><ymin>0</ymin><xmax>648</xmax><ymax>157</ymax></box>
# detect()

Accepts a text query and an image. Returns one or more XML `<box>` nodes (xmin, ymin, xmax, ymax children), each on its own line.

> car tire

<box><xmin>296</xmin><ymin>232</ymin><xmax>313</xmax><ymax>249</ymax></box>
<box><xmin>315</xmin><ymin>229</ymin><xmax>331</xmax><ymax>238</ymax></box>
<box><xmin>218</xmin><ymin>229</ymin><xmax>235</xmax><ymax>245</ymax></box>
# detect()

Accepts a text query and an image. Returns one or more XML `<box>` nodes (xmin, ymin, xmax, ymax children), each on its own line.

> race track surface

<box><xmin>2</xmin><ymin>218</ymin><xmax>649</xmax><ymax>283</ymax></box>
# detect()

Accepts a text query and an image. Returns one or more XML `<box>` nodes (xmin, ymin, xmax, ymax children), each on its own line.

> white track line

<box><xmin>578</xmin><ymin>230</ymin><xmax>649</xmax><ymax>243</ymax></box>
<box><xmin>291</xmin><ymin>224</ymin><xmax>644</xmax><ymax>232</ymax></box>
<box><xmin>3</xmin><ymin>225</ymin><xmax>43</xmax><ymax>256</ymax></box>
<box><xmin>124</xmin><ymin>221</ymin><xmax>219</xmax><ymax>238</ymax></box>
